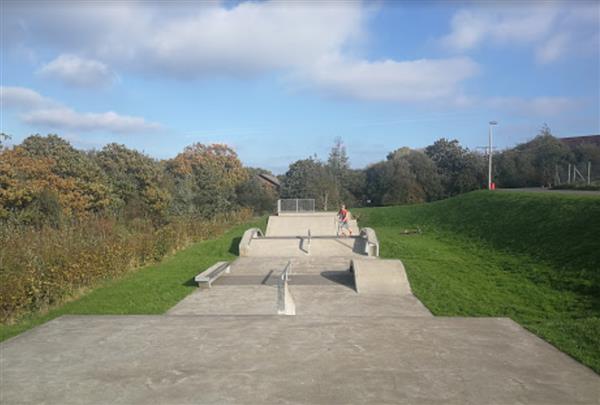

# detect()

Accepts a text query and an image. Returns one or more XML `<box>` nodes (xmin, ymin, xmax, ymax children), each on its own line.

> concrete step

<box><xmin>243</xmin><ymin>237</ymin><xmax>365</xmax><ymax>257</ymax></box>
<box><xmin>229</xmin><ymin>256</ymin><xmax>354</xmax><ymax>275</ymax></box>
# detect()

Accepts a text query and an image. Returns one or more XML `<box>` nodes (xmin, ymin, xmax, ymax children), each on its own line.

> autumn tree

<box><xmin>0</xmin><ymin>135</ymin><xmax>112</xmax><ymax>223</ymax></box>
<box><xmin>166</xmin><ymin>143</ymin><xmax>247</xmax><ymax>217</ymax></box>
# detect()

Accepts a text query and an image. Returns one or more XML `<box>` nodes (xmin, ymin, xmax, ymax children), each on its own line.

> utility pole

<box><xmin>488</xmin><ymin>121</ymin><xmax>498</xmax><ymax>189</ymax></box>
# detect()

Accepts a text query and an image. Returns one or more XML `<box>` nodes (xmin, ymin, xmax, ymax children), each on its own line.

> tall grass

<box><xmin>0</xmin><ymin>209</ymin><xmax>252</xmax><ymax>323</ymax></box>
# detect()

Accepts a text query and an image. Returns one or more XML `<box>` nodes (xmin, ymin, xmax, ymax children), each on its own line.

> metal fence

<box><xmin>277</xmin><ymin>199</ymin><xmax>315</xmax><ymax>214</ymax></box>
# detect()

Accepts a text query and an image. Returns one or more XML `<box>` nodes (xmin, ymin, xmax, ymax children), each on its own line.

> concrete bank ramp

<box><xmin>353</xmin><ymin>259</ymin><xmax>412</xmax><ymax>295</ymax></box>
<box><xmin>266</xmin><ymin>213</ymin><xmax>358</xmax><ymax>236</ymax></box>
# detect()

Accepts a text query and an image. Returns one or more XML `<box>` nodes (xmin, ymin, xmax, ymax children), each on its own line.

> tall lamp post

<box><xmin>488</xmin><ymin>121</ymin><xmax>498</xmax><ymax>189</ymax></box>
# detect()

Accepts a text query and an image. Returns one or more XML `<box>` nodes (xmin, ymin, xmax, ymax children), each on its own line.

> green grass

<box><xmin>356</xmin><ymin>191</ymin><xmax>600</xmax><ymax>373</ymax></box>
<box><xmin>0</xmin><ymin>217</ymin><xmax>266</xmax><ymax>342</ymax></box>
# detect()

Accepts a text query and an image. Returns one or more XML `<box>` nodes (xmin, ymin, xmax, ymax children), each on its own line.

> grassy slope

<box><xmin>356</xmin><ymin>191</ymin><xmax>600</xmax><ymax>373</ymax></box>
<box><xmin>0</xmin><ymin>217</ymin><xmax>266</xmax><ymax>342</ymax></box>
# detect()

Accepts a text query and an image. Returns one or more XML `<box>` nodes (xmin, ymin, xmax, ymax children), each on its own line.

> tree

<box><xmin>495</xmin><ymin>125</ymin><xmax>572</xmax><ymax>187</ymax></box>
<box><xmin>166</xmin><ymin>143</ymin><xmax>247</xmax><ymax>217</ymax></box>
<box><xmin>401</xmin><ymin>150</ymin><xmax>444</xmax><ymax>201</ymax></box>
<box><xmin>528</xmin><ymin>125</ymin><xmax>572</xmax><ymax>186</ymax></box>
<box><xmin>365</xmin><ymin>148</ymin><xmax>441</xmax><ymax>206</ymax></box>
<box><xmin>0</xmin><ymin>135</ymin><xmax>113</xmax><ymax>220</ymax></box>
<box><xmin>235</xmin><ymin>168</ymin><xmax>279</xmax><ymax>215</ymax></box>
<box><xmin>281</xmin><ymin>157</ymin><xmax>339</xmax><ymax>210</ymax></box>
<box><xmin>94</xmin><ymin>143</ymin><xmax>171</xmax><ymax>223</ymax></box>
<box><xmin>572</xmin><ymin>142</ymin><xmax>600</xmax><ymax>180</ymax></box>
<box><xmin>0</xmin><ymin>133</ymin><xmax>10</xmax><ymax>150</ymax></box>
<box><xmin>327</xmin><ymin>137</ymin><xmax>364</xmax><ymax>206</ymax></box>
<box><xmin>425</xmin><ymin>138</ymin><xmax>485</xmax><ymax>196</ymax></box>
<box><xmin>327</xmin><ymin>137</ymin><xmax>349</xmax><ymax>178</ymax></box>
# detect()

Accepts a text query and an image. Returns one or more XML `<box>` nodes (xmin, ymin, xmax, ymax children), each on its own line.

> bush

<box><xmin>0</xmin><ymin>208</ymin><xmax>251</xmax><ymax>323</ymax></box>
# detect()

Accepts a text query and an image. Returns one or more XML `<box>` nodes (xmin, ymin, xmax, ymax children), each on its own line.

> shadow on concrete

<box><xmin>320</xmin><ymin>271</ymin><xmax>355</xmax><ymax>290</ymax></box>
<box><xmin>229</xmin><ymin>237</ymin><xmax>241</xmax><ymax>256</ymax></box>
<box><xmin>332</xmin><ymin>236</ymin><xmax>366</xmax><ymax>255</ymax></box>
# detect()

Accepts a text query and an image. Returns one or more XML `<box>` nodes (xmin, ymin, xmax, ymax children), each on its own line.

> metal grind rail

<box><xmin>277</xmin><ymin>260</ymin><xmax>295</xmax><ymax>315</ymax></box>
<box><xmin>305</xmin><ymin>229</ymin><xmax>312</xmax><ymax>255</ymax></box>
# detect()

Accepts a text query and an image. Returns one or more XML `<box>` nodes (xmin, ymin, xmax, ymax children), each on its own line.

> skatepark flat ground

<box><xmin>2</xmin><ymin>315</ymin><xmax>599</xmax><ymax>404</ymax></box>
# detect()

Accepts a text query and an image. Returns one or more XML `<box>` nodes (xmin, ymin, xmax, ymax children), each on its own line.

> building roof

<box><xmin>258</xmin><ymin>172</ymin><xmax>281</xmax><ymax>188</ymax></box>
<box><xmin>559</xmin><ymin>135</ymin><xmax>600</xmax><ymax>147</ymax></box>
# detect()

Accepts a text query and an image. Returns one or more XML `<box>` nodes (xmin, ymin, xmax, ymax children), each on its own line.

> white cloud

<box><xmin>4</xmin><ymin>1</ymin><xmax>364</xmax><ymax>78</ymax></box>
<box><xmin>298</xmin><ymin>55</ymin><xmax>479</xmax><ymax>102</ymax></box>
<box><xmin>440</xmin><ymin>2</ymin><xmax>599</xmax><ymax>63</ymax></box>
<box><xmin>535</xmin><ymin>33</ymin><xmax>571</xmax><ymax>64</ymax></box>
<box><xmin>0</xmin><ymin>86</ymin><xmax>56</xmax><ymax>109</ymax></box>
<box><xmin>488</xmin><ymin>96</ymin><xmax>578</xmax><ymax>116</ymax></box>
<box><xmin>22</xmin><ymin>108</ymin><xmax>160</xmax><ymax>134</ymax></box>
<box><xmin>2</xmin><ymin>1</ymin><xmax>476</xmax><ymax>103</ymax></box>
<box><xmin>37</xmin><ymin>54</ymin><xmax>117</xmax><ymax>88</ymax></box>
<box><xmin>441</xmin><ymin>6</ymin><xmax>559</xmax><ymax>51</ymax></box>
<box><xmin>1</xmin><ymin>86</ymin><xmax>160</xmax><ymax>134</ymax></box>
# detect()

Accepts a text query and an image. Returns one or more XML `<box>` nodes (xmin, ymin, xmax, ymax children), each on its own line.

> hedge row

<box><xmin>0</xmin><ymin>209</ymin><xmax>252</xmax><ymax>323</ymax></box>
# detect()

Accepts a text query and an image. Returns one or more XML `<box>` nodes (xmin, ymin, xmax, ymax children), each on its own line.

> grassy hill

<box><xmin>356</xmin><ymin>191</ymin><xmax>600</xmax><ymax>373</ymax></box>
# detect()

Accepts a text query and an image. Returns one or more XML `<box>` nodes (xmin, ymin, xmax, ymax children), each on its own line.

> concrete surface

<box><xmin>169</xmin><ymin>256</ymin><xmax>429</xmax><ymax>318</ymax></box>
<box><xmin>291</xmin><ymin>285</ymin><xmax>431</xmax><ymax>317</ymax></box>
<box><xmin>353</xmin><ymin>259</ymin><xmax>412</xmax><ymax>295</ymax></box>
<box><xmin>167</xmin><ymin>285</ymin><xmax>278</xmax><ymax>315</ymax></box>
<box><xmin>2</xmin><ymin>315</ymin><xmax>599</xmax><ymax>404</ymax></box>
<box><xmin>243</xmin><ymin>237</ymin><xmax>365</xmax><ymax>257</ymax></box>
<box><xmin>266</xmin><ymin>214</ymin><xmax>359</xmax><ymax>237</ymax></box>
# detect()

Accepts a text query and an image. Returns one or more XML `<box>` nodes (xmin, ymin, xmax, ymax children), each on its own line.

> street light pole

<box><xmin>488</xmin><ymin>121</ymin><xmax>498</xmax><ymax>190</ymax></box>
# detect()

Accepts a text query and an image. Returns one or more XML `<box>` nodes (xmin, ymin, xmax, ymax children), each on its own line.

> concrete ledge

<box><xmin>194</xmin><ymin>261</ymin><xmax>230</xmax><ymax>288</ymax></box>
<box><xmin>359</xmin><ymin>227</ymin><xmax>379</xmax><ymax>256</ymax></box>
<box><xmin>352</xmin><ymin>259</ymin><xmax>412</xmax><ymax>295</ymax></box>
<box><xmin>239</xmin><ymin>227</ymin><xmax>264</xmax><ymax>256</ymax></box>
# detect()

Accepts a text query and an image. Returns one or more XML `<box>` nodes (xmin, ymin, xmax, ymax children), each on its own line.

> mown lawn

<box><xmin>0</xmin><ymin>217</ymin><xmax>266</xmax><ymax>342</ymax></box>
<box><xmin>356</xmin><ymin>191</ymin><xmax>600</xmax><ymax>373</ymax></box>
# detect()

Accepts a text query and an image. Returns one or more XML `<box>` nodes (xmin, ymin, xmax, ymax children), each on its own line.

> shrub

<box><xmin>0</xmin><ymin>208</ymin><xmax>251</xmax><ymax>323</ymax></box>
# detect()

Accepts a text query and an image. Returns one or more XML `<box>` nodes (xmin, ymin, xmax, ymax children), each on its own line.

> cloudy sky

<box><xmin>1</xmin><ymin>0</ymin><xmax>599</xmax><ymax>173</ymax></box>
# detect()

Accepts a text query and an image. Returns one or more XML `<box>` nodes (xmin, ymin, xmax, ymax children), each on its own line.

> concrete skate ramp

<box><xmin>353</xmin><ymin>259</ymin><xmax>412</xmax><ymax>295</ymax></box>
<box><xmin>266</xmin><ymin>213</ymin><xmax>359</xmax><ymax>237</ymax></box>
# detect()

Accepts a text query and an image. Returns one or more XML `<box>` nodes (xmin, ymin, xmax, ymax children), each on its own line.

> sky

<box><xmin>1</xmin><ymin>0</ymin><xmax>599</xmax><ymax>174</ymax></box>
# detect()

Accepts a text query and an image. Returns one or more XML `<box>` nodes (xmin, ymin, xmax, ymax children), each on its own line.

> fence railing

<box><xmin>277</xmin><ymin>199</ymin><xmax>315</xmax><ymax>214</ymax></box>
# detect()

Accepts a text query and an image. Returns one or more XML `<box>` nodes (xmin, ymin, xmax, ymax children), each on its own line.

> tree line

<box><xmin>0</xmin><ymin>134</ymin><xmax>277</xmax><ymax>227</ymax></box>
<box><xmin>280</xmin><ymin>125</ymin><xmax>600</xmax><ymax>209</ymax></box>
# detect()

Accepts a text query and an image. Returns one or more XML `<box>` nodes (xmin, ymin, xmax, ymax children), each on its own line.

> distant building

<box><xmin>559</xmin><ymin>135</ymin><xmax>600</xmax><ymax>147</ymax></box>
<box><xmin>257</xmin><ymin>172</ymin><xmax>280</xmax><ymax>191</ymax></box>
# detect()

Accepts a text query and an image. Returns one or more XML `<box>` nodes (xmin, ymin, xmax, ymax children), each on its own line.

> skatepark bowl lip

<box><xmin>2</xmin><ymin>213</ymin><xmax>599</xmax><ymax>404</ymax></box>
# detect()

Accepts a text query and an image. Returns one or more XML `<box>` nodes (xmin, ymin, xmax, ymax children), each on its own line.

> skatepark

<box><xmin>1</xmin><ymin>203</ymin><xmax>599</xmax><ymax>404</ymax></box>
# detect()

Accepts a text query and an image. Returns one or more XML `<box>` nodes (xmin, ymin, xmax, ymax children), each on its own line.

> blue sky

<box><xmin>1</xmin><ymin>0</ymin><xmax>599</xmax><ymax>174</ymax></box>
